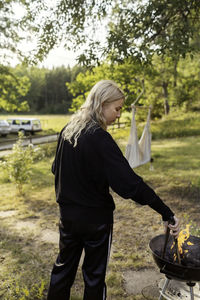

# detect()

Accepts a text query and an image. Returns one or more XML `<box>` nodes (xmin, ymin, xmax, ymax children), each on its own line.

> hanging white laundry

<box><xmin>125</xmin><ymin>106</ymin><xmax>151</xmax><ymax>168</ymax></box>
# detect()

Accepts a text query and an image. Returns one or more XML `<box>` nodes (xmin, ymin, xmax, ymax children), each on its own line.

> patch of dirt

<box><xmin>15</xmin><ymin>220</ymin><xmax>38</xmax><ymax>231</ymax></box>
<box><xmin>40</xmin><ymin>229</ymin><xmax>59</xmax><ymax>244</ymax></box>
<box><xmin>0</xmin><ymin>210</ymin><xmax>18</xmax><ymax>218</ymax></box>
<box><xmin>0</xmin><ymin>210</ymin><xmax>59</xmax><ymax>244</ymax></box>
<box><xmin>123</xmin><ymin>269</ymin><xmax>164</xmax><ymax>296</ymax></box>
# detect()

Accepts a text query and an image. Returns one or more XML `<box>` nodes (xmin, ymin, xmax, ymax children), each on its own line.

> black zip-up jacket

<box><xmin>52</xmin><ymin>124</ymin><xmax>174</xmax><ymax>224</ymax></box>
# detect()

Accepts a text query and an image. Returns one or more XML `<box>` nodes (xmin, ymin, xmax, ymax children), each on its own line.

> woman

<box><xmin>47</xmin><ymin>80</ymin><xmax>180</xmax><ymax>300</ymax></box>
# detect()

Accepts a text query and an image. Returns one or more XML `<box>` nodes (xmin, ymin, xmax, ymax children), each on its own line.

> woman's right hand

<box><xmin>164</xmin><ymin>215</ymin><xmax>180</xmax><ymax>239</ymax></box>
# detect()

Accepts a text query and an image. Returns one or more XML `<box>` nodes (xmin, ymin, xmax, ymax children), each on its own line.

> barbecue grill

<box><xmin>149</xmin><ymin>234</ymin><xmax>200</xmax><ymax>300</ymax></box>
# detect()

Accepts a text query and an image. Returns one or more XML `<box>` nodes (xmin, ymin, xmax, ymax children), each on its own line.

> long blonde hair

<box><xmin>63</xmin><ymin>79</ymin><xmax>125</xmax><ymax>146</ymax></box>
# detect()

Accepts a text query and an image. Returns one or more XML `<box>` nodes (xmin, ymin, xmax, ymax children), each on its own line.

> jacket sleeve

<box><xmin>96</xmin><ymin>130</ymin><xmax>174</xmax><ymax>221</ymax></box>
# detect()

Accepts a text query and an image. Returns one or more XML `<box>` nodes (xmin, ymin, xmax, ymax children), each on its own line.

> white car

<box><xmin>7</xmin><ymin>118</ymin><xmax>42</xmax><ymax>135</ymax></box>
<box><xmin>0</xmin><ymin>120</ymin><xmax>11</xmax><ymax>137</ymax></box>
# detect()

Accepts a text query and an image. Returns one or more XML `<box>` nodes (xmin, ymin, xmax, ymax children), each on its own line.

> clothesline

<box><xmin>131</xmin><ymin>104</ymin><xmax>152</xmax><ymax>110</ymax></box>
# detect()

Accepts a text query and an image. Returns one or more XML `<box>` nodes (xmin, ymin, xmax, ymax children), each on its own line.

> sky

<box><xmin>9</xmin><ymin>2</ymin><xmax>79</xmax><ymax>69</ymax></box>
<box><xmin>39</xmin><ymin>47</ymin><xmax>78</xmax><ymax>69</ymax></box>
<box><xmin>7</xmin><ymin>43</ymin><xmax>78</xmax><ymax>69</ymax></box>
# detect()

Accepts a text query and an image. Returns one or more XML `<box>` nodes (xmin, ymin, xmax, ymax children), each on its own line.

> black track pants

<box><xmin>47</xmin><ymin>221</ymin><xmax>113</xmax><ymax>300</ymax></box>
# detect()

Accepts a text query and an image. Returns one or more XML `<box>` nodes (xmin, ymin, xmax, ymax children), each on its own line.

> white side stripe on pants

<box><xmin>103</xmin><ymin>226</ymin><xmax>112</xmax><ymax>299</ymax></box>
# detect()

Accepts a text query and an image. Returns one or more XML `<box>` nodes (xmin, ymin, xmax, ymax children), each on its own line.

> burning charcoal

<box><xmin>180</xmin><ymin>235</ymin><xmax>200</xmax><ymax>267</ymax></box>
<box><xmin>150</xmin><ymin>234</ymin><xmax>200</xmax><ymax>283</ymax></box>
<box><xmin>156</xmin><ymin>234</ymin><xmax>200</xmax><ymax>267</ymax></box>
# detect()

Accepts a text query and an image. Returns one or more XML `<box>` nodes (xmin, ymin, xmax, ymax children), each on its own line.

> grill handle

<box><xmin>169</xmin><ymin>217</ymin><xmax>181</xmax><ymax>264</ymax></box>
<box><xmin>162</xmin><ymin>216</ymin><xmax>181</xmax><ymax>264</ymax></box>
<box><xmin>162</xmin><ymin>216</ymin><xmax>175</xmax><ymax>260</ymax></box>
<box><xmin>162</xmin><ymin>227</ymin><xmax>170</xmax><ymax>259</ymax></box>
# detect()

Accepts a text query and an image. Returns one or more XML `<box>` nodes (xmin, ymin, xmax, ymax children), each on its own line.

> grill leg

<box><xmin>187</xmin><ymin>282</ymin><xmax>195</xmax><ymax>300</ymax></box>
<box><xmin>189</xmin><ymin>286</ymin><xmax>194</xmax><ymax>300</ymax></box>
<box><xmin>159</xmin><ymin>277</ymin><xmax>170</xmax><ymax>300</ymax></box>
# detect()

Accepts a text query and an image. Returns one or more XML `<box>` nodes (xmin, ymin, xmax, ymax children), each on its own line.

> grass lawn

<box><xmin>0</xmin><ymin>114</ymin><xmax>200</xmax><ymax>299</ymax></box>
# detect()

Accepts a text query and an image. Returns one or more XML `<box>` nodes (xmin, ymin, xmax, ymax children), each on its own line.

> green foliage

<box><xmin>1</xmin><ymin>0</ymin><xmax>200</xmax><ymax>69</ymax></box>
<box><xmin>2</xmin><ymin>50</ymin><xmax>200</xmax><ymax>117</ymax></box>
<box><xmin>12</xmin><ymin>64</ymin><xmax>84</xmax><ymax>114</ymax></box>
<box><xmin>107</xmin><ymin>0</ymin><xmax>200</xmax><ymax>62</ymax></box>
<box><xmin>1</xmin><ymin>277</ymin><xmax>47</xmax><ymax>300</ymax></box>
<box><xmin>67</xmin><ymin>65</ymin><xmax>114</xmax><ymax>111</ymax></box>
<box><xmin>10</xmin><ymin>0</ymin><xmax>197</xmax><ymax>66</ymax></box>
<box><xmin>28</xmin><ymin>0</ymin><xmax>113</xmax><ymax>65</ymax></box>
<box><xmin>171</xmin><ymin>54</ymin><xmax>200</xmax><ymax>110</ymax></box>
<box><xmin>34</xmin><ymin>143</ymin><xmax>57</xmax><ymax>160</ymax></box>
<box><xmin>68</xmin><ymin>52</ymin><xmax>200</xmax><ymax>117</ymax></box>
<box><xmin>0</xmin><ymin>133</ymin><xmax>56</xmax><ymax>194</ymax></box>
<box><xmin>0</xmin><ymin>69</ymin><xmax>30</xmax><ymax>112</ymax></box>
<box><xmin>0</xmin><ymin>132</ymin><xmax>35</xmax><ymax>195</ymax></box>
<box><xmin>0</xmin><ymin>0</ymin><xmax>33</xmax><ymax>64</ymax></box>
<box><xmin>67</xmin><ymin>61</ymin><xmax>149</xmax><ymax>112</ymax></box>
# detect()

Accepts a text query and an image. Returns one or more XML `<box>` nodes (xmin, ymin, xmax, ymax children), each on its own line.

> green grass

<box><xmin>151</xmin><ymin>111</ymin><xmax>200</xmax><ymax>139</ymax></box>
<box><xmin>0</xmin><ymin>112</ymin><xmax>200</xmax><ymax>299</ymax></box>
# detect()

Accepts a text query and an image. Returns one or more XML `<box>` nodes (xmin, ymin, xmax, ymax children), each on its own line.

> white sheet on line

<box><xmin>125</xmin><ymin>107</ymin><xmax>151</xmax><ymax>168</ymax></box>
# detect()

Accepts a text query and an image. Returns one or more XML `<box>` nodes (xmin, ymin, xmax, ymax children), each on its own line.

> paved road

<box><xmin>0</xmin><ymin>134</ymin><xmax>58</xmax><ymax>157</ymax></box>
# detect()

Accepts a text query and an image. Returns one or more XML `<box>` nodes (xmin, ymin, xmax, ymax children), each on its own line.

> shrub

<box><xmin>0</xmin><ymin>132</ymin><xmax>35</xmax><ymax>195</ymax></box>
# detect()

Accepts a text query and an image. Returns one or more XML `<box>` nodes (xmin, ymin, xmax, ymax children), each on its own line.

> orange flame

<box><xmin>171</xmin><ymin>224</ymin><xmax>194</xmax><ymax>261</ymax></box>
<box><xmin>178</xmin><ymin>224</ymin><xmax>193</xmax><ymax>254</ymax></box>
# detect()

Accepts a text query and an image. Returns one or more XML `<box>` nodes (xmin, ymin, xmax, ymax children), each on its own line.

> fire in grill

<box><xmin>149</xmin><ymin>224</ymin><xmax>200</xmax><ymax>299</ymax></box>
<box><xmin>155</xmin><ymin>225</ymin><xmax>200</xmax><ymax>267</ymax></box>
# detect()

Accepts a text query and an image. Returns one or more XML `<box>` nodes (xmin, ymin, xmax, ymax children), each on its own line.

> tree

<box><xmin>13</xmin><ymin>64</ymin><xmax>85</xmax><ymax>113</ymax></box>
<box><xmin>1</xmin><ymin>0</ymin><xmax>200</xmax><ymax>66</ymax></box>
<box><xmin>26</xmin><ymin>0</ymin><xmax>200</xmax><ymax>66</ymax></box>
<box><xmin>0</xmin><ymin>68</ymin><xmax>30</xmax><ymax>112</ymax></box>
<box><xmin>67</xmin><ymin>66</ymin><xmax>108</xmax><ymax>112</ymax></box>
<box><xmin>13</xmin><ymin>64</ymin><xmax>46</xmax><ymax>112</ymax></box>
<box><xmin>0</xmin><ymin>0</ymin><xmax>38</xmax><ymax>66</ymax></box>
<box><xmin>107</xmin><ymin>0</ymin><xmax>200</xmax><ymax>62</ymax></box>
<box><xmin>147</xmin><ymin>55</ymin><xmax>175</xmax><ymax>115</ymax></box>
<box><xmin>67</xmin><ymin>61</ymin><xmax>150</xmax><ymax>113</ymax></box>
<box><xmin>68</xmin><ymin>53</ymin><xmax>200</xmax><ymax>117</ymax></box>
<box><xmin>171</xmin><ymin>54</ymin><xmax>200</xmax><ymax>110</ymax></box>
<box><xmin>2</xmin><ymin>1</ymin><xmax>200</xmax><ymax>115</ymax></box>
<box><xmin>0</xmin><ymin>0</ymin><xmax>36</xmax><ymax>112</ymax></box>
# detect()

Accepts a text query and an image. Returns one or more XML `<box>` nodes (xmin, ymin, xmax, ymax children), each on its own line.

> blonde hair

<box><xmin>63</xmin><ymin>79</ymin><xmax>125</xmax><ymax>146</ymax></box>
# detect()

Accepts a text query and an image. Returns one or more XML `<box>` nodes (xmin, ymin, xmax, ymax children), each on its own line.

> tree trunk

<box><xmin>162</xmin><ymin>81</ymin><xmax>170</xmax><ymax>114</ymax></box>
<box><xmin>173</xmin><ymin>59</ymin><xmax>178</xmax><ymax>88</ymax></box>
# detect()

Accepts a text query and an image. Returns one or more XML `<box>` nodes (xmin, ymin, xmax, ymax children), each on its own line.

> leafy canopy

<box><xmin>1</xmin><ymin>0</ymin><xmax>200</xmax><ymax>66</ymax></box>
<box><xmin>29</xmin><ymin>0</ymin><xmax>200</xmax><ymax>65</ymax></box>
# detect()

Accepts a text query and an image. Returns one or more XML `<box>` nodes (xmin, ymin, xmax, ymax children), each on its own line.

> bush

<box><xmin>0</xmin><ymin>132</ymin><xmax>35</xmax><ymax>195</ymax></box>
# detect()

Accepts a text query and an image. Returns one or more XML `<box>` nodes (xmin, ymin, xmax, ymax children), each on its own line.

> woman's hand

<box><xmin>164</xmin><ymin>215</ymin><xmax>180</xmax><ymax>239</ymax></box>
